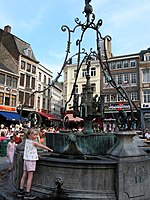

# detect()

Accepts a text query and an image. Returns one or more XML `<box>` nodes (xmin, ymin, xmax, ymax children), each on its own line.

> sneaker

<box><xmin>17</xmin><ymin>189</ymin><xmax>25</xmax><ymax>197</ymax></box>
<box><xmin>24</xmin><ymin>192</ymin><xmax>36</xmax><ymax>200</ymax></box>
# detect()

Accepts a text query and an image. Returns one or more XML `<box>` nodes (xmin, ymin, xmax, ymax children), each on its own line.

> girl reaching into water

<box><xmin>17</xmin><ymin>128</ymin><xmax>53</xmax><ymax>200</ymax></box>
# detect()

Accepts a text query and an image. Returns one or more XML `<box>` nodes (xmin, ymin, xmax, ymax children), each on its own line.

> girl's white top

<box><xmin>23</xmin><ymin>139</ymin><xmax>38</xmax><ymax>160</ymax></box>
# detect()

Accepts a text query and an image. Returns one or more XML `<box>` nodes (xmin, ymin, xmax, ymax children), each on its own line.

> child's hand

<box><xmin>48</xmin><ymin>149</ymin><xmax>53</xmax><ymax>152</ymax></box>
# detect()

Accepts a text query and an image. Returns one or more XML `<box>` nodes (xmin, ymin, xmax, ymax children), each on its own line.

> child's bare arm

<box><xmin>32</xmin><ymin>141</ymin><xmax>53</xmax><ymax>152</ymax></box>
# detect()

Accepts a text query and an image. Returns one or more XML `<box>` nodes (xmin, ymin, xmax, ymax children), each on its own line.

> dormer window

<box><xmin>24</xmin><ymin>48</ymin><xmax>32</xmax><ymax>57</ymax></box>
<box><xmin>144</xmin><ymin>53</ymin><xmax>150</xmax><ymax>61</ymax></box>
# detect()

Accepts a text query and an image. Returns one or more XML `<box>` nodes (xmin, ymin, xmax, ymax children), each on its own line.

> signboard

<box><xmin>0</xmin><ymin>105</ymin><xmax>16</xmax><ymax>111</ymax></box>
<box><xmin>144</xmin><ymin>113</ymin><xmax>150</xmax><ymax>119</ymax></box>
<box><xmin>109</xmin><ymin>104</ymin><xmax>130</xmax><ymax>110</ymax></box>
<box><xmin>141</xmin><ymin>103</ymin><xmax>150</xmax><ymax>108</ymax></box>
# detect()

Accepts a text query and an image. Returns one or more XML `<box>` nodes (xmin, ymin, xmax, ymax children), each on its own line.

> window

<box><xmin>48</xmin><ymin>78</ymin><xmax>51</xmax><ymax>85</ymax></box>
<box><xmin>48</xmin><ymin>89</ymin><xmax>51</xmax><ymax>97</ymax></box>
<box><xmin>38</xmin><ymin>84</ymin><xmax>41</xmax><ymax>91</ymax></box>
<box><xmin>30</xmin><ymin>94</ymin><xmax>34</xmax><ymax>107</ymax></box>
<box><xmin>11</xmin><ymin>95</ymin><xmax>16</xmax><ymax>107</ymax></box>
<box><xmin>110</xmin><ymin>62</ymin><xmax>116</xmax><ymax>70</ymax></box>
<box><xmin>143</xmin><ymin>90</ymin><xmax>150</xmax><ymax>103</ymax></box>
<box><xmin>19</xmin><ymin>91</ymin><xmax>24</xmax><ymax>104</ymax></box>
<box><xmin>91</xmin><ymin>83</ymin><xmax>96</xmax><ymax>92</ymax></box>
<box><xmin>131</xmin><ymin>73</ymin><xmax>137</xmax><ymax>84</ymax></box>
<box><xmin>5</xmin><ymin>94</ymin><xmax>10</xmax><ymax>105</ymax></box>
<box><xmin>105</xmin><ymin>95</ymin><xmax>110</xmax><ymax>102</ymax></box>
<box><xmin>6</xmin><ymin>76</ymin><xmax>11</xmax><ymax>87</ymax></box>
<box><xmin>38</xmin><ymin>97</ymin><xmax>40</xmax><ymax>109</ymax></box>
<box><xmin>124</xmin><ymin>74</ymin><xmax>130</xmax><ymax>84</ymax></box>
<box><xmin>43</xmin><ymin>86</ymin><xmax>46</xmax><ymax>96</ymax></box>
<box><xmin>25</xmin><ymin>93</ymin><xmax>30</xmax><ymax>106</ymax></box>
<box><xmin>123</xmin><ymin>61</ymin><xmax>128</xmax><ymax>68</ymax></box>
<box><xmin>31</xmin><ymin>77</ymin><xmax>35</xmax><ymax>89</ymax></box>
<box><xmin>82</xmin><ymin>69</ymin><xmax>87</xmax><ymax>77</ymax></box>
<box><xmin>47</xmin><ymin>99</ymin><xmax>50</xmax><ymax>112</ymax></box>
<box><xmin>12</xmin><ymin>78</ymin><xmax>17</xmax><ymax>88</ymax></box>
<box><xmin>0</xmin><ymin>92</ymin><xmax>4</xmax><ymax>105</ymax></box>
<box><xmin>43</xmin><ymin>98</ymin><xmax>46</xmax><ymax>109</ymax></box>
<box><xmin>75</xmin><ymin>85</ymin><xmax>78</xmax><ymax>93</ymax></box>
<box><xmin>144</xmin><ymin>54</ymin><xmax>150</xmax><ymax>61</ymax></box>
<box><xmin>143</xmin><ymin>69</ymin><xmax>150</xmax><ymax>82</ymax></box>
<box><xmin>26</xmin><ymin>75</ymin><xmax>30</xmax><ymax>88</ymax></box>
<box><xmin>27</xmin><ymin>63</ymin><xmax>31</xmax><ymax>72</ymax></box>
<box><xmin>110</xmin><ymin>94</ymin><xmax>117</xmax><ymax>102</ymax></box>
<box><xmin>130</xmin><ymin>60</ymin><xmax>136</xmax><ymax>67</ymax></box>
<box><xmin>39</xmin><ymin>72</ymin><xmax>41</xmax><ymax>81</ymax></box>
<box><xmin>117</xmin><ymin>74</ymin><xmax>123</xmax><ymax>85</ymax></box>
<box><xmin>21</xmin><ymin>61</ymin><xmax>25</xmax><ymax>70</ymax></box>
<box><xmin>0</xmin><ymin>74</ymin><xmax>5</xmax><ymax>85</ymax></box>
<box><xmin>82</xmin><ymin>84</ymin><xmax>86</xmax><ymax>93</ymax></box>
<box><xmin>91</xmin><ymin>67</ymin><xmax>96</xmax><ymax>76</ymax></box>
<box><xmin>44</xmin><ymin>75</ymin><xmax>46</xmax><ymax>84</ymax></box>
<box><xmin>20</xmin><ymin>74</ymin><xmax>25</xmax><ymax>87</ymax></box>
<box><xmin>24</xmin><ymin>48</ymin><xmax>32</xmax><ymax>57</ymax></box>
<box><xmin>116</xmin><ymin>62</ymin><xmax>122</xmax><ymax>69</ymax></box>
<box><xmin>118</xmin><ymin>94</ymin><xmax>124</xmax><ymax>101</ymax></box>
<box><xmin>74</xmin><ymin>70</ymin><xmax>77</xmax><ymax>78</ymax></box>
<box><xmin>32</xmin><ymin>66</ymin><xmax>36</xmax><ymax>74</ymax></box>
<box><xmin>112</xmin><ymin>75</ymin><xmax>116</xmax><ymax>83</ymax></box>
<box><xmin>131</xmin><ymin>92</ymin><xmax>137</xmax><ymax>101</ymax></box>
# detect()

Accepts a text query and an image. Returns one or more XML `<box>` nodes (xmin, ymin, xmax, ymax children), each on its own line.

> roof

<box><xmin>140</xmin><ymin>47</ymin><xmax>150</xmax><ymax>54</ymax></box>
<box><xmin>0</xmin><ymin>62</ymin><xmax>14</xmax><ymax>73</ymax></box>
<box><xmin>0</xmin><ymin>28</ymin><xmax>38</xmax><ymax>63</ymax></box>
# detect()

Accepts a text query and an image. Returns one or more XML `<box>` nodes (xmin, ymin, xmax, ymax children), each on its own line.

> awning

<box><xmin>64</xmin><ymin>114</ymin><xmax>83</xmax><ymax>122</ymax></box>
<box><xmin>38</xmin><ymin>112</ymin><xmax>61</xmax><ymax>121</ymax></box>
<box><xmin>0</xmin><ymin>111</ymin><xmax>26</xmax><ymax>122</ymax></box>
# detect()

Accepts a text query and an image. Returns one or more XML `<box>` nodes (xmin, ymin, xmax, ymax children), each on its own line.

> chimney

<box><xmin>4</xmin><ymin>25</ymin><xmax>11</xmax><ymax>33</ymax></box>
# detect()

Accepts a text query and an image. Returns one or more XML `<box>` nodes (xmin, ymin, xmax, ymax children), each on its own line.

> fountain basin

<box><xmin>46</xmin><ymin>132</ymin><xmax>116</xmax><ymax>156</ymax></box>
<box><xmin>13</xmin><ymin>150</ymin><xmax>117</xmax><ymax>200</ymax></box>
<box><xmin>13</xmin><ymin>130</ymin><xmax>150</xmax><ymax>200</ymax></box>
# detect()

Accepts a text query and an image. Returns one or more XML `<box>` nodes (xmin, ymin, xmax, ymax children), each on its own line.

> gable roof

<box><xmin>0</xmin><ymin>28</ymin><xmax>39</xmax><ymax>63</ymax></box>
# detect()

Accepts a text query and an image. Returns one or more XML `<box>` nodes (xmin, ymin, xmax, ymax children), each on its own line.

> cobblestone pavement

<box><xmin>0</xmin><ymin>156</ymin><xmax>42</xmax><ymax>200</ymax></box>
<box><xmin>0</xmin><ymin>156</ymin><xmax>18</xmax><ymax>200</ymax></box>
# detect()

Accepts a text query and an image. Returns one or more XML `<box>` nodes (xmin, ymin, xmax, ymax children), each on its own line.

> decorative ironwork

<box><xmin>19</xmin><ymin>0</ymin><xmax>137</xmax><ymax>132</ymax></box>
<box><xmin>60</xmin><ymin>0</ymin><xmax>137</xmax><ymax>133</ymax></box>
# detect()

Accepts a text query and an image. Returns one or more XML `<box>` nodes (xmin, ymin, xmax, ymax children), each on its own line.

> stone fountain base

<box><xmin>13</xmin><ymin>131</ymin><xmax>150</xmax><ymax>200</ymax></box>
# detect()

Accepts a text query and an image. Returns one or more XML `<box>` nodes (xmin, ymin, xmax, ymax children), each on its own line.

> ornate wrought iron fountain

<box><xmin>61</xmin><ymin>0</ymin><xmax>137</xmax><ymax>133</ymax></box>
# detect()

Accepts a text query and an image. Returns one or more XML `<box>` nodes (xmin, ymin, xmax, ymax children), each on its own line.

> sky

<box><xmin>0</xmin><ymin>0</ymin><xmax>150</xmax><ymax>80</ymax></box>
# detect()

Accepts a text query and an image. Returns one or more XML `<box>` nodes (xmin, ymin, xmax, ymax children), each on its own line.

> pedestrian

<box><xmin>6</xmin><ymin>135</ymin><xmax>16</xmax><ymax>171</ymax></box>
<box><xmin>17</xmin><ymin>128</ymin><xmax>53</xmax><ymax>199</ymax></box>
<box><xmin>145</xmin><ymin>131</ymin><xmax>150</xmax><ymax>140</ymax></box>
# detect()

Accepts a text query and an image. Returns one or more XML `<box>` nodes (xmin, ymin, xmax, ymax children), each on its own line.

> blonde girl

<box><xmin>17</xmin><ymin>128</ymin><xmax>53</xmax><ymax>199</ymax></box>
